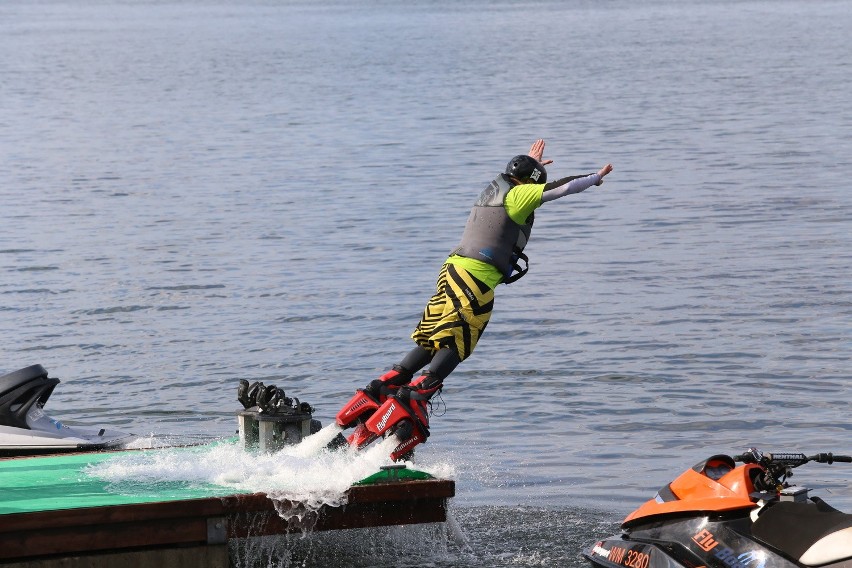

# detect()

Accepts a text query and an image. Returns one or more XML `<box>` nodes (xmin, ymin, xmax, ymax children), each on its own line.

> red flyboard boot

<box><xmin>364</xmin><ymin>373</ymin><xmax>441</xmax><ymax>461</ymax></box>
<box><xmin>334</xmin><ymin>366</ymin><xmax>412</xmax><ymax>449</ymax></box>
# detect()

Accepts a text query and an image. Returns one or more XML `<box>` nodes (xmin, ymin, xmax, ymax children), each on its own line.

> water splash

<box><xmin>86</xmin><ymin>424</ymin><xmax>453</xmax><ymax>509</ymax></box>
<box><xmin>229</xmin><ymin>521</ymin><xmax>456</xmax><ymax>568</ymax></box>
<box><xmin>87</xmin><ymin>424</ymin><xmax>459</xmax><ymax>565</ymax></box>
<box><xmin>281</xmin><ymin>422</ymin><xmax>344</xmax><ymax>459</ymax></box>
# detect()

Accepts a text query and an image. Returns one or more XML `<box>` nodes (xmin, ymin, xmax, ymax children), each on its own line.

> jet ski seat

<box><xmin>752</xmin><ymin>497</ymin><xmax>852</xmax><ymax>566</ymax></box>
<box><xmin>0</xmin><ymin>364</ymin><xmax>60</xmax><ymax>430</ymax></box>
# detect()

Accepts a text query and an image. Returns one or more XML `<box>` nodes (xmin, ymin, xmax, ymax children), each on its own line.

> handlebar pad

<box><xmin>769</xmin><ymin>453</ymin><xmax>808</xmax><ymax>465</ymax></box>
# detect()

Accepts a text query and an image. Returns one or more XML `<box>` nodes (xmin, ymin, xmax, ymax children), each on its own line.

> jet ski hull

<box><xmin>584</xmin><ymin>450</ymin><xmax>852</xmax><ymax>568</ymax></box>
<box><xmin>0</xmin><ymin>365</ymin><xmax>135</xmax><ymax>457</ymax></box>
<box><xmin>0</xmin><ymin>424</ymin><xmax>135</xmax><ymax>457</ymax></box>
<box><xmin>586</xmin><ymin>513</ymin><xmax>807</xmax><ymax>568</ymax></box>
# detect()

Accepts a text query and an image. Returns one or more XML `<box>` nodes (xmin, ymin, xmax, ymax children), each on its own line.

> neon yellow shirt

<box><xmin>446</xmin><ymin>183</ymin><xmax>545</xmax><ymax>289</ymax></box>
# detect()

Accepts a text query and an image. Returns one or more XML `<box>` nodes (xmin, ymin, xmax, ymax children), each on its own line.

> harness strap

<box><xmin>503</xmin><ymin>250</ymin><xmax>529</xmax><ymax>284</ymax></box>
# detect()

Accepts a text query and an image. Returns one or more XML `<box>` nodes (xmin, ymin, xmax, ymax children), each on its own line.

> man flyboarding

<box><xmin>335</xmin><ymin>139</ymin><xmax>613</xmax><ymax>460</ymax></box>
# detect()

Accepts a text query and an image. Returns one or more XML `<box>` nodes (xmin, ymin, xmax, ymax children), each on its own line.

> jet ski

<box><xmin>584</xmin><ymin>448</ymin><xmax>852</xmax><ymax>568</ymax></box>
<box><xmin>0</xmin><ymin>364</ymin><xmax>135</xmax><ymax>457</ymax></box>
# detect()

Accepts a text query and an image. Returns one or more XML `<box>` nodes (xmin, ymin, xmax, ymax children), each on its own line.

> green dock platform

<box><xmin>0</xmin><ymin>448</ymin><xmax>454</xmax><ymax>566</ymax></box>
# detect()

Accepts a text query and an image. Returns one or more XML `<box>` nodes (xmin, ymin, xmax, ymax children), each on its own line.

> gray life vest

<box><xmin>451</xmin><ymin>174</ymin><xmax>533</xmax><ymax>284</ymax></box>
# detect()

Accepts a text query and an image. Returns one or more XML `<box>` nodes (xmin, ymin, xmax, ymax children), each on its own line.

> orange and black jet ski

<box><xmin>584</xmin><ymin>448</ymin><xmax>852</xmax><ymax>568</ymax></box>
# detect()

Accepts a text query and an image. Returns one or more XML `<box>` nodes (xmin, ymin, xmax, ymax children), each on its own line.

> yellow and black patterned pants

<box><xmin>411</xmin><ymin>263</ymin><xmax>494</xmax><ymax>361</ymax></box>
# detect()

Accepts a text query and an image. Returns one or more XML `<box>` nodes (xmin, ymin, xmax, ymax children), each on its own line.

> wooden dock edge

<box><xmin>0</xmin><ymin>479</ymin><xmax>455</xmax><ymax>565</ymax></box>
<box><xmin>3</xmin><ymin>545</ymin><xmax>229</xmax><ymax>568</ymax></box>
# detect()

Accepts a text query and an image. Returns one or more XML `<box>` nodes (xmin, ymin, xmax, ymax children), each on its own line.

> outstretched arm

<box><xmin>540</xmin><ymin>164</ymin><xmax>613</xmax><ymax>203</ymax></box>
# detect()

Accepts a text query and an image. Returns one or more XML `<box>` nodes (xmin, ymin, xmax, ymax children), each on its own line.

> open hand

<box><xmin>596</xmin><ymin>164</ymin><xmax>613</xmax><ymax>185</ymax></box>
<box><xmin>528</xmin><ymin>139</ymin><xmax>554</xmax><ymax>166</ymax></box>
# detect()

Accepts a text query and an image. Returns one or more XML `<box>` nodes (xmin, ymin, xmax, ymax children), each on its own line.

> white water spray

<box><xmin>85</xmin><ymin>426</ymin><xmax>460</xmax><ymax>567</ymax></box>
<box><xmin>280</xmin><ymin>423</ymin><xmax>344</xmax><ymax>459</ymax></box>
<box><xmin>85</xmin><ymin>425</ymin><xmax>449</xmax><ymax>509</ymax></box>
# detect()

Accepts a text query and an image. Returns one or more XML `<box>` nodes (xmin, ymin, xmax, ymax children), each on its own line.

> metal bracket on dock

<box><xmin>379</xmin><ymin>464</ymin><xmax>409</xmax><ymax>482</ymax></box>
<box><xmin>207</xmin><ymin>517</ymin><xmax>228</xmax><ymax>545</ymax></box>
<box><xmin>238</xmin><ymin>410</ymin><xmax>314</xmax><ymax>453</ymax></box>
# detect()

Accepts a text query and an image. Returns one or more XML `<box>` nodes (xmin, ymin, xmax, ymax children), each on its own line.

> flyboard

<box><xmin>236</xmin><ymin>377</ymin><xmax>432</xmax><ymax>462</ymax></box>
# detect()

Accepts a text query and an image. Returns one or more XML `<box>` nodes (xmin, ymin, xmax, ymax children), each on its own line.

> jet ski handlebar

<box><xmin>734</xmin><ymin>448</ymin><xmax>852</xmax><ymax>467</ymax></box>
<box><xmin>808</xmin><ymin>452</ymin><xmax>852</xmax><ymax>464</ymax></box>
<box><xmin>732</xmin><ymin>448</ymin><xmax>852</xmax><ymax>492</ymax></box>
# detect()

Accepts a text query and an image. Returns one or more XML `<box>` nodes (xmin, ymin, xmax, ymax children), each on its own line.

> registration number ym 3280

<box><xmin>609</xmin><ymin>546</ymin><xmax>650</xmax><ymax>568</ymax></box>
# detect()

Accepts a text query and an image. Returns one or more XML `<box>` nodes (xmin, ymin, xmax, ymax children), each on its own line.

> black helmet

<box><xmin>505</xmin><ymin>155</ymin><xmax>547</xmax><ymax>184</ymax></box>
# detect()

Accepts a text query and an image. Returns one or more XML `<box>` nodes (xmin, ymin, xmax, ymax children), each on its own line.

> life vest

<box><xmin>451</xmin><ymin>174</ymin><xmax>533</xmax><ymax>284</ymax></box>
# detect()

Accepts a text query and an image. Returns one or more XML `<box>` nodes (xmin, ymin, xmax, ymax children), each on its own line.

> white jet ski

<box><xmin>0</xmin><ymin>364</ymin><xmax>135</xmax><ymax>457</ymax></box>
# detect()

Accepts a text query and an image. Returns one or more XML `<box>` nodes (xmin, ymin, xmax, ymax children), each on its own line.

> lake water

<box><xmin>2</xmin><ymin>0</ymin><xmax>850</xmax><ymax>565</ymax></box>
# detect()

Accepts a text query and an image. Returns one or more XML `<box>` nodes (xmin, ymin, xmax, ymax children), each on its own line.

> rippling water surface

<box><xmin>2</xmin><ymin>0</ymin><xmax>850</xmax><ymax>565</ymax></box>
